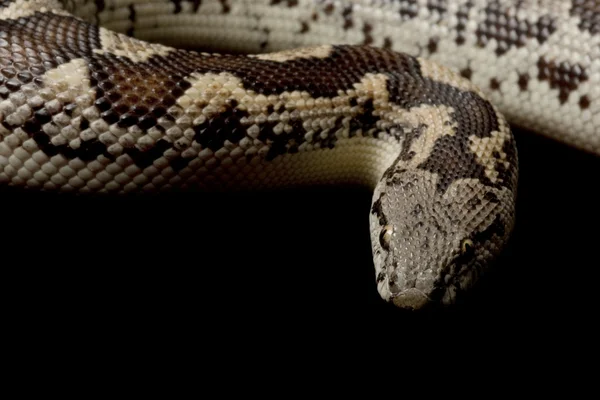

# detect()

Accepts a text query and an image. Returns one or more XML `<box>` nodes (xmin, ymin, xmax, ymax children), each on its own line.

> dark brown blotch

<box><xmin>363</xmin><ymin>23</ymin><xmax>374</xmax><ymax>45</ymax></box>
<box><xmin>518</xmin><ymin>73</ymin><xmax>529</xmax><ymax>91</ymax></box>
<box><xmin>490</xmin><ymin>78</ymin><xmax>501</xmax><ymax>90</ymax></box>
<box><xmin>537</xmin><ymin>57</ymin><xmax>588</xmax><ymax>104</ymax></box>
<box><xmin>371</xmin><ymin>192</ymin><xmax>388</xmax><ymax>226</ymax></box>
<box><xmin>484</xmin><ymin>191</ymin><xmax>500</xmax><ymax>204</ymax></box>
<box><xmin>270</xmin><ymin>0</ymin><xmax>298</xmax><ymax>6</ymax></box>
<box><xmin>477</xmin><ymin>1</ymin><xmax>557</xmax><ymax>56</ymax></box>
<box><xmin>570</xmin><ymin>0</ymin><xmax>600</xmax><ymax>35</ymax></box>
<box><xmin>383</xmin><ymin>37</ymin><xmax>392</xmax><ymax>50</ymax></box>
<box><xmin>579</xmin><ymin>95</ymin><xmax>591</xmax><ymax>109</ymax></box>
<box><xmin>399</xmin><ymin>0</ymin><xmax>419</xmax><ymax>19</ymax></box>
<box><xmin>342</xmin><ymin>5</ymin><xmax>353</xmax><ymax>30</ymax></box>
<box><xmin>219</xmin><ymin>0</ymin><xmax>230</xmax><ymax>13</ymax></box>
<box><xmin>427</xmin><ymin>38</ymin><xmax>438</xmax><ymax>54</ymax></box>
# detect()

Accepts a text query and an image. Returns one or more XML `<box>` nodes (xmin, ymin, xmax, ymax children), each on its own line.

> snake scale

<box><xmin>0</xmin><ymin>0</ymin><xmax>597</xmax><ymax>310</ymax></box>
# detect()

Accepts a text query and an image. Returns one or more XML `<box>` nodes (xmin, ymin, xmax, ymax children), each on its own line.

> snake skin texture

<box><xmin>60</xmin><ymin>0</ymin><xmax>600</xmax><ymax>155</ymax></box>
<box><xmin>3</xmin><ymin>0</ymin><xmax>564</xmax><ymax>311</ymax></box>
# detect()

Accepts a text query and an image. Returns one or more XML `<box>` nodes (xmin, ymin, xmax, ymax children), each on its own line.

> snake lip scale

<box><xmin>1</xmin><ymin>0</ymin><xmax>596</xmax><ymax>311</ymax></box>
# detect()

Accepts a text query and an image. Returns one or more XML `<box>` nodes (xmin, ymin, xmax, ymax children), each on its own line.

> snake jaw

<box><xmin>380</xmin><ymin>244</ymin><xmax>464</xmax><ymax>310</ymax></box>
<box><xmin>391</xmin><ymin>288</ymin><xmax>432</xmax><ymax>310</ymax></box>
<box><xmin>382</xmin><ymin>252</ymin><xmax>479</xmax><ymax>310</ymax></box>
<box><xmin>386</xmin><ymin>248</ymin><xmax>435</xmax><ymax>310</ymax></box>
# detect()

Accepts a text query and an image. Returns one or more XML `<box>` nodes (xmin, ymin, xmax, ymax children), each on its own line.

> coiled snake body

<box><xmin>0</xmin><ymin>0</ymin><xmax>597</xmax><ymax>310</ymax></box>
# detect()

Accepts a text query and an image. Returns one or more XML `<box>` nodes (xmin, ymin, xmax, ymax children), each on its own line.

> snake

<box><xmin>0</xmin><ymin>0</ymin><xmax>597</xmax><ymax>311</ymax></box>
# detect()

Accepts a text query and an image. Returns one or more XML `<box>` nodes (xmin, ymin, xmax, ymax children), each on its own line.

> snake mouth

<box><xmin>391</xmin><ymin>288</ymin><xmax>432</xmax><ymax>310</ymax></box>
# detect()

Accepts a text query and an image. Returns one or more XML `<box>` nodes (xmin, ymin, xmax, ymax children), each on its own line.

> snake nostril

<box><xmin>389</xmin><ymin>281</ymin><xmax>402</xmax><ymax>295</ymax></box>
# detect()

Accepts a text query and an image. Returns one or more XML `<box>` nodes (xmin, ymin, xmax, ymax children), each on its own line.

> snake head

<box><xmin>370</xmin><ymin>169</ymin><xmax>516</xmax><ymax>310</ymax></box>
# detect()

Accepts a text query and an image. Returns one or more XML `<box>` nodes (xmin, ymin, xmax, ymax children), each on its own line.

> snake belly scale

<box><xmin>3</xmin><ymin>0</ymin><xmax>550</xmax><ymax>311</ymax></box>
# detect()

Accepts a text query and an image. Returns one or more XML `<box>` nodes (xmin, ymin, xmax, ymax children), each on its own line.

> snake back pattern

<box><xmin>1</xmin><ymin>0</ymin><xmax>596</xmax><ymax>310</ymax></box>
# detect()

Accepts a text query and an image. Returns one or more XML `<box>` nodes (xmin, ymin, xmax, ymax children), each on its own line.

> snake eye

<box><xmin>461</xmin><ymin>239</ymin><xmax>474</xmax><ymax>256</ymax></box>
<box><xmin>379</xmin><ymin>225</ymin><xmax>394</xmax><ymax>251</ymax></box>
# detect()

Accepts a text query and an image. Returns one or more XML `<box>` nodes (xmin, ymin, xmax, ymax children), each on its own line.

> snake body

<box><xmin>1</xmin><ymin>0</ymin><xmax>595</xmax><ymax>310</ymax></box>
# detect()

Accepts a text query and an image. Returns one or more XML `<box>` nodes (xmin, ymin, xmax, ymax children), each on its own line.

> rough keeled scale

<box><xmin>0</xmin><ymin>0</ymin><xmax>549</xmax><ymax>309</ymax></box>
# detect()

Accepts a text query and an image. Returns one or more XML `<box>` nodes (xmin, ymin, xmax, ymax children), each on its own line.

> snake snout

<box><xmin>391</xmin><ymin>288</ymin><xmax>432</xmax><ymax>310</ymax></box>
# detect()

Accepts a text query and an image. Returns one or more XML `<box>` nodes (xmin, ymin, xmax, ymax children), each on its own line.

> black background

<box><xmin>4</xmin><ymin>127</ymin><xmax>599</xmax><ymax>345</ymax></box>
